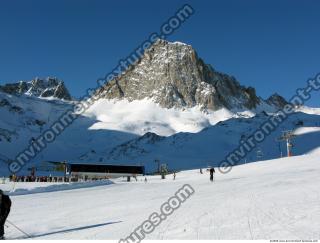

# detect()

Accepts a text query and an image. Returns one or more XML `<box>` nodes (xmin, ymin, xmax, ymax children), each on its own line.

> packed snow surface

<box><xmin>2</xmin><ymin>153</ymin><xmax>320</xmax><ymax>240</ymax></box>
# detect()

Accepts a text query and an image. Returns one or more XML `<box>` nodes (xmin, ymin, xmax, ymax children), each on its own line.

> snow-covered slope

<box><xmin>0</xmin><ymin>91</ymin><xmax>138</xmax><ymax>175</ymax></box>
<box><xmin>1</xmin><ymin>87</ymin><xmax>320</xmax><ymax>175</ymax></box>
<box><xmin>84</xmin><ymin>110</ymin><xmax>320</xmax><ymax>172</ymax></box>
<box><xmin>4</xmin><ymin>153</ymin><xmax>320</xmax><ymax>240</ymax></box>
<box><xmin>84</xmin><ymin>98</ymin><xmax>251</xmax><ymax>136</ymax></box>
<box><xmin>0</xmin><ymin>91</ymin><xmax>250</xmax><ymax>175</ymax></box>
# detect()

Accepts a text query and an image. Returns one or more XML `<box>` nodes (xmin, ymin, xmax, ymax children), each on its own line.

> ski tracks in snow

<box><xmin>248</xmin><ymin>193</ymin><xmax>303</xmax><ymax>240</ymax></box>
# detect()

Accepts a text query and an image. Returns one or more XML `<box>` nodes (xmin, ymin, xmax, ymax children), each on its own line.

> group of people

<box><xmin>9</xmin><ymin>175</ymin><xmax>71</xmax><ymax>183</ymax></box>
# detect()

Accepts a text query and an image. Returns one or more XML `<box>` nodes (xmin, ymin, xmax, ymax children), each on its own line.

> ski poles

<box><xmin>6</xmin><ymin>220</ymin><xmax>31</xmax><ymax>238</ymax></box>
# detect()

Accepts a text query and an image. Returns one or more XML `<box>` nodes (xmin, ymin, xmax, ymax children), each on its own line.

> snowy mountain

<box><xmin>0</xmin><ymin>40</ymin><xmax>320</xmax><ymax>175</ymax></box>
<box><xmin>0</xmin><ymin>77</ymin><xmax>72</xmax><ymax>100</ymax></box>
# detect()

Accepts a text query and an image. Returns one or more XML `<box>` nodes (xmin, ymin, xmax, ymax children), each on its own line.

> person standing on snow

<box><xmin>0</xmin><ymin>190</ymin><xmax>11</xmax><ymax>240</ymax></box>
<box><xmin>209</xmin><ymin>167</ymin><xmax>215</xmax><ymax>182</ymax></box>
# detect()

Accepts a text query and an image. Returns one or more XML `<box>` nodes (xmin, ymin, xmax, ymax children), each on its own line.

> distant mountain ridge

<box><xmin>0</xmin><ymin>77</ymin><xmax>71</xmax><ymax>100</ymax></box>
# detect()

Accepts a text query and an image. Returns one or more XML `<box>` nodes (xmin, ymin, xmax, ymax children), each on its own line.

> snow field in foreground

<box><xmin>3</xmin><ymin>153</ymin><xmax>320</xmax><ymax>240</ymax></box>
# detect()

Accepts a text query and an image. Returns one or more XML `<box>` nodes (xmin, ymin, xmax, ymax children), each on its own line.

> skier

<box><xmin>0</xmin><ymin>190</ymin><xmax>11</xmax><ymax>240</ymax></box>
<box><xmin>209</xmin><ymin>167</ymin><xmax>215</xmax><ymax>182</ymax></box>
<box><xmin>173</xmin><ymin>172</ymin><xmax>176</xmax><ymax>180</ymax></box>
<box><xmin>144</xmin><ymin>177</ymin><xmax>147</xmax><ymax>183</ymax></box>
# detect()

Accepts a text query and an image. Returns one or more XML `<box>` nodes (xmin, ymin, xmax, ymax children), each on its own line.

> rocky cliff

<box><xmin>102</xmin><ymin>39</ymin><xmax>261</xmax><ymax>111</ymax></box>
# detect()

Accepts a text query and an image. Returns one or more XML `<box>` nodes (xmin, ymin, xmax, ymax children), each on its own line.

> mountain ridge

<box><xmin>0</xmin><ymin>77</ymin><xmax>72</xmax><ymax>100</ymax></box>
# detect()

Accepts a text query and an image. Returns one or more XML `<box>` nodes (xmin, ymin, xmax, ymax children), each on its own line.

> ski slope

<box><xmin>3</xmin><ymin>153</ymin><xmax>320</xmax><ymax>240</ymax></box>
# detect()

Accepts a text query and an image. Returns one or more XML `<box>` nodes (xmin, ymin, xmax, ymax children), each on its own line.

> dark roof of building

<box><xmin>68</xmin><ymin>163</ymin><xmax>145</xmax><ymax>174</ymax></box>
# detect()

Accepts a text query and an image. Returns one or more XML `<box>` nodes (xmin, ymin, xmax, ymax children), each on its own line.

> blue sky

<box><xmin>1</xmin><ymin>0</ymin><xmax>319</xmax><ymax>106</ymax></box>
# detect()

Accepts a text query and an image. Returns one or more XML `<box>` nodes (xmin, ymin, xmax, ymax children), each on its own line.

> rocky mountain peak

<box><xmin>102</xmin><ymin>39</ymin><xmax>261</xmax><ymax>111</ymax></box>
<box><xmin>266</xmin><ymin>93</ymin><xmax>289</xmax><ymax>108</ymax></box>
<box><xmin>0</xmin><ymin>77</ymin><xmax>72</xmax><ymax>100</ymax></box>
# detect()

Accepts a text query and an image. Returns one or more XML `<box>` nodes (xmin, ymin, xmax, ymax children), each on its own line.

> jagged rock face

<box><xmin>103</xmin><ymin>39</ymin><xmax>260</xmax><ymax>110</ymax></box>
<box><xmin>266</xmin><ymin>93</ymin><xmax>289</xmax><ymax>108</ymax></box>
<box><xmin>0</xmin><ymin>77</ymin><xmax>72</xmax><ymax>100</ymax></box>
